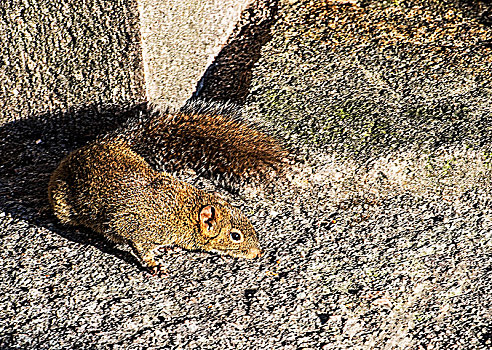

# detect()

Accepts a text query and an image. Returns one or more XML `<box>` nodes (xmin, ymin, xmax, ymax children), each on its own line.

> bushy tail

<box><xmin>111</xmin><ymin>100</ymin><xmax>287</xmax><ymax>185</ymax></box>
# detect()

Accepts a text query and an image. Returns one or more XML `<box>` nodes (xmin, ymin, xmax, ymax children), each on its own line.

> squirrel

<box><xmin>48</xmin><ymin>101</ymin><xmax>286</xmax><ymax>273</ymax></box>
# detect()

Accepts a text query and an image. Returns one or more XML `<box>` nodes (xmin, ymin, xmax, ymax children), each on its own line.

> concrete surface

<box><xmin>0</xmin><ymin>0</ymin><xmax>145</xmax><ymax>123</ymax></box>
<box><xmin>139</xmin><ymin>0</ymin><xmax>254</xmax><ymax>108</ymax></box>
<box><xmin>1</xmin><ymin>0</ymin><xmax>492</xmax><ymax>349</ymax></box>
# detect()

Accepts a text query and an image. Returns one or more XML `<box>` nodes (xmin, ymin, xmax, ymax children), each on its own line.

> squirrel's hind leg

<box><xmin>48</xmin><ymin>178</ymin><xmax>79</xmax><ymax>225</ymax></box>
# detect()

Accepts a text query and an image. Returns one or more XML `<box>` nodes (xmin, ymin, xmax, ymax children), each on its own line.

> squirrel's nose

<box><xmin>249</xmin><ymin>247</ymin><xmax>263</xmax><ymax>258</ymax></box>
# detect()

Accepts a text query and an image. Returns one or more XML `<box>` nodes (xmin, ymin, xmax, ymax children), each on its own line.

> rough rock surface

<box><xmin>1</xmin><ymin>0</ymin><xmax>491</xmax><ymax>349</ymax></box>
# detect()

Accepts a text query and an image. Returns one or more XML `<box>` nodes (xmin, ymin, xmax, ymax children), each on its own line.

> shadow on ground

<box><xmin>191</xmin><ymin>0</ymin><xmax>279</xmax><ymax>104</ymax></box>
<box><xmin>1</xmin><ymin>0</ymin><xmax>281</xmax><ymax>273</ymax></box>
<box><xmin>0</xmin><ymin>103</ymin><xmax>147</xmax><ymax>270</ymax></box>
<box><xmin>453</xmin><ymin>0</ymin><xmax>492</xmax><ymax>27</ymax></box>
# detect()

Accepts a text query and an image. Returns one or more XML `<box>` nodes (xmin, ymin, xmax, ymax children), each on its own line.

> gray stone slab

<box><xmin>0</xmin><ymin>0</ymin><xmax>146</xmax><ymax>125</ymax></box>
<box><xmin>139</xmin><ymin>0</ymin><xmax>254</xmax><ymax>108</ymax></box>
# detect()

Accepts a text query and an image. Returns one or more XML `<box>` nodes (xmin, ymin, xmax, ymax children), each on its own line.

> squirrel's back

<box><xmin>48</xmin><ymin>141</ymin><xmax>157</xmax><ymax>232</ymax></box>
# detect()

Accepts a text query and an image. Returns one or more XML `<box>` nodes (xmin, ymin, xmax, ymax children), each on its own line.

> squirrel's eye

<box><xmin>230</xmin><ymin>229</ymin><xmax>243</xmax><ymax>243</ymax></box>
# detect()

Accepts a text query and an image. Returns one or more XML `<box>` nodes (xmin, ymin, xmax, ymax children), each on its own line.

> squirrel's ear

<box><xmin>199</xmin><ymin>205</ymin><xmax>216</xmax><ymax>236</ymax></box>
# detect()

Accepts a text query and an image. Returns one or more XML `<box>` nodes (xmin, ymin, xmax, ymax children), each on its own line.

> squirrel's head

<box><xmin>197</xmin><ymin>202</ymin><xmax>262</xmax><ymax>259</ymax></box>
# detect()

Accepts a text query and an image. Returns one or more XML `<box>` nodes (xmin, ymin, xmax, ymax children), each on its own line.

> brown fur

<box><xmin>48</xmin><ymin>141</ymin><xmax>262</xmax><ymax>271</ymax></box>
<box><xmin>114</xmin><ymin>101</ymin><xmax>287</xmax><ymax>182</ymax></box>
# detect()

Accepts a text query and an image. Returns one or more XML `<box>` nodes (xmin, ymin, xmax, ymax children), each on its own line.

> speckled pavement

<box><xmin>1</xmin><ymin>1</ymin><xmax>491</xmax><ymax>349</ymax></box>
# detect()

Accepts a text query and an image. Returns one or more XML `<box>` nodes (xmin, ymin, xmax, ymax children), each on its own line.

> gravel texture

<box><xmin>1</xmin><ymin>0</ymin><xmax>492</xmax><ymax>349</ymax></box>
<box><xmin>0</xmin><ymin>0</ymin><xmax>145</xmax><ymax>122</ymax></box>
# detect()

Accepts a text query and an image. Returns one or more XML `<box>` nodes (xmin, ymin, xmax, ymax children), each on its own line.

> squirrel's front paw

<box><xmin>157</xmin><ymin>245</ymin><xmax>183</xmax><ymax>254</ymax></box>
<box><xmin>148</xmin><ymin>264</ymin><xmax>168</xmax><ymax>277</ymax></box>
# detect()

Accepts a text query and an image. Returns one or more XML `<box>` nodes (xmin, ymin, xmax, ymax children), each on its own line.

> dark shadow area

<box><xmin>0</xmin><ymin>103</ymin><xmax>147</xmax><ymax>270</ymax></box>
<box><xmin>0</xmin><ymin>0</ymin><xmax>147</xmax><ymax>270</ymax></box>
<box><xmin>190</xmin><ymin>0</ymin><xmax>279</xmax><ymax>105</ymax></box>
<box><xmin>455</xmin><ymin>0</ymin><xmax>492</xmax><ymax>27</ymax></box>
